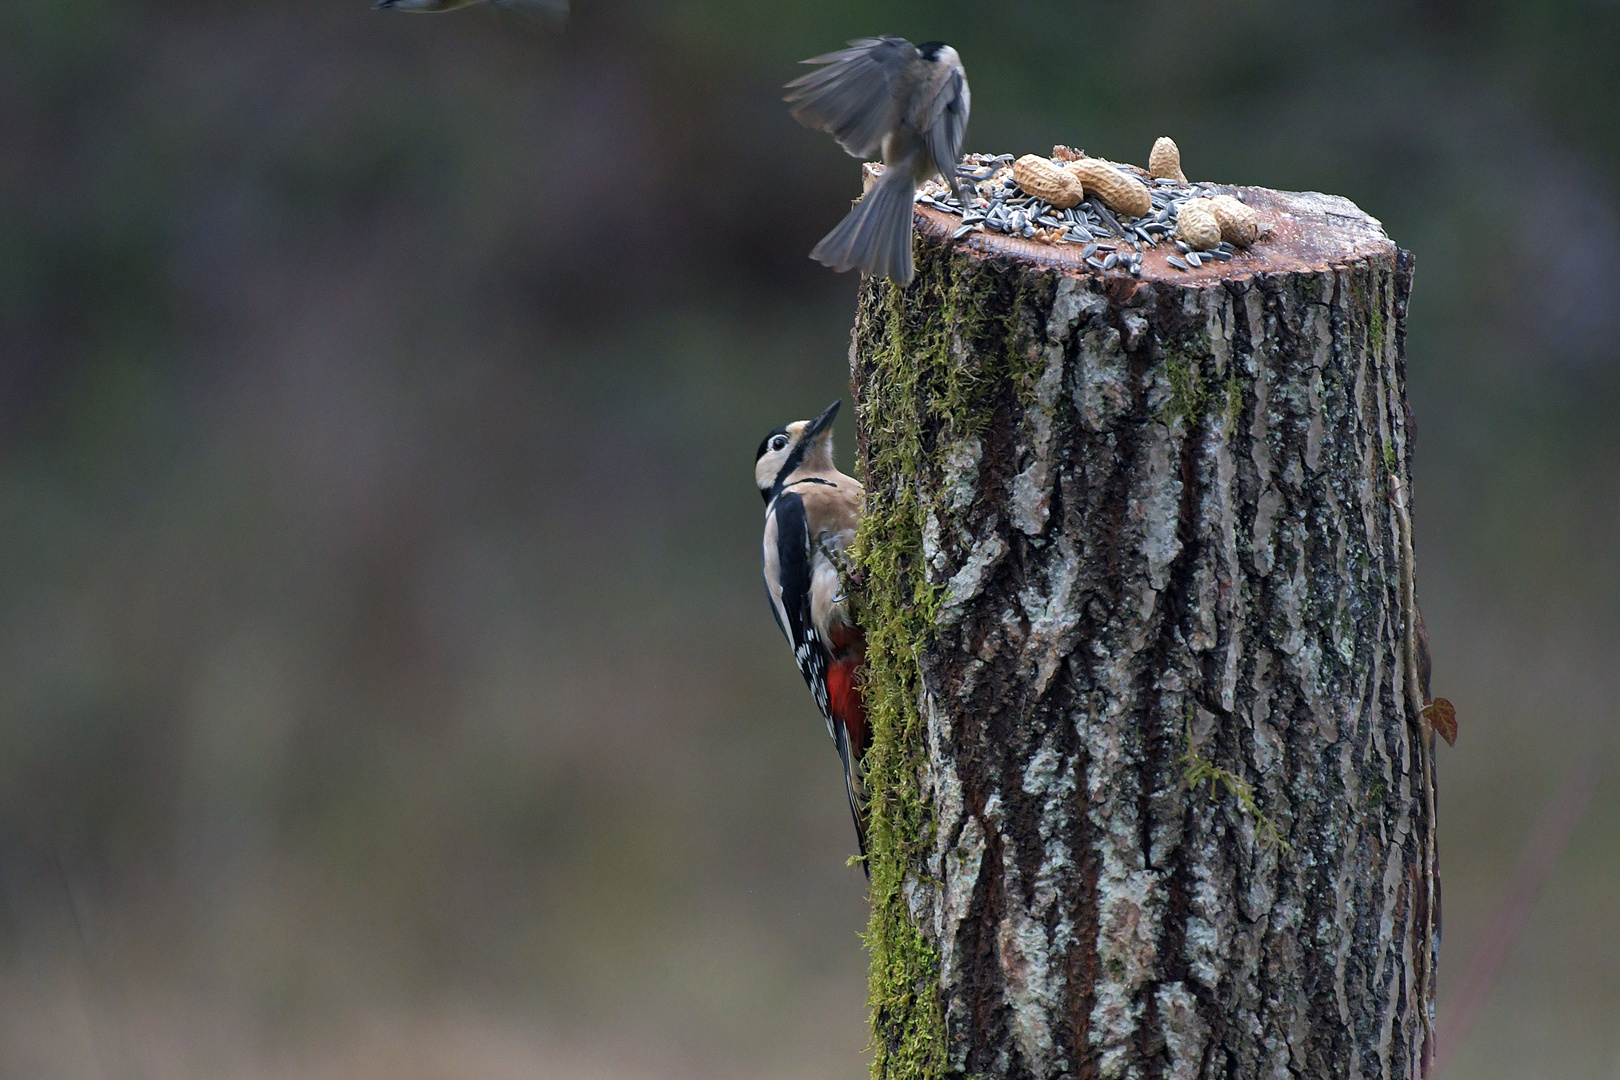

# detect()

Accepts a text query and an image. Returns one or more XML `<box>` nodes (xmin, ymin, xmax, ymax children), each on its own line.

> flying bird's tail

<box><xmin>809</xmin><ymin>168</ymin><xmax>916</xmax><ymax>286</ymax></box>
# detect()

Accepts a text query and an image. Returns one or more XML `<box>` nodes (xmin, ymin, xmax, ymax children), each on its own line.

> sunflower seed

<box><xmin>1175</xmin><ymin>240</ymin><xmax>1191</xmax><ymax>254</ymax></box>
<box><xmin>1086</xmin><ymin>256</ymin><xmax>1106</xmax><ymax>271</ymax></box>
<box><xmin>952</xmin><ymin>224</ymin><xmax>977</xmax><ymax>240</ymax></box>
<box><xmin>1186</xmin><ymin>251</ymin><xmax>1203</xmax><ymax>266</ymax></box>
<box><xmin>1207</xmin><ymin>249</ymin><xmax>1233</xmax><ymax>261</ymax></box>
<box><xmin>1167</xmin><ymin>256</ymin><xmax>1189</xmax><ymax>271</ymax></box>
<box><xmin>1092</xmin><ymin>202</ymin><xmax>1125</xmax><ymax>236</ymax></box>
<box><xmin>1102</xmin><ymin>252</ymin><xmax>1119</xmax><ymax>269</ymax></box>
<box><xmin>1081</xmin><ymin>242</ymin><xmax>1099</xmax><ymax>259</ymax></box>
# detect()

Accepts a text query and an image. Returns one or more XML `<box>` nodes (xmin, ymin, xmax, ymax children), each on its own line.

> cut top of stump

<box><xmin>916</xmin><ymin>186</ymin><xmax>1395</xmax><ymax>287</ymax></box>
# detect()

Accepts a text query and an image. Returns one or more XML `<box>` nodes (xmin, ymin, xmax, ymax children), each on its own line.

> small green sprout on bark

<box><xmin>1180</xmin><ymin>714</ymin><xmax>1291</xmax><ymax>852</ymax></box>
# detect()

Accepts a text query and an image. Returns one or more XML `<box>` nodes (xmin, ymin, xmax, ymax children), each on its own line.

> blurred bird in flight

<box><xmin>785</xmin><ymin>37</ymin><xmax>971</xmax><ymax>286</ymax></box>
<box><xmin>374</xmin><ymin>0</ymin><xmax>568</xmax><ymax>27</ymax></box>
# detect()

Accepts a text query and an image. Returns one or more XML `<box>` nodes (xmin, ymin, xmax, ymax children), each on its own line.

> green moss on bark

<box><xmin>1159</xmin><ymin>347</ymin><xmax>1208</xmax><ymax>427</ymax></box>
<box><xmin>851</xmin><ymin>245</ymin><xmax>1047</xmax><ymax>1080</ymax></box>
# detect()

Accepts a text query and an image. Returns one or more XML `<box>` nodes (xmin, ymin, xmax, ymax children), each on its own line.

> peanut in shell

<box><xmin>1176</xmin><ymin>198</ymin><xmax>1222</xmax><ymax>250</ymax></box>
<box><xmin>1012</xmin><ymin>154</ymin><xmax>1084</xmax><ymax>209</ymax></box>
<box><xmin>1064</xmin><ymin>158</ymin><xmax>1153</xmax><ymax>218</ymax></box>
<box><xmin>1148</xmin><ymin>137</ymin><xmax>1187</xmax><ymax>184</ymax></box>
<box><xmin>1207</xmin><ymin>193</ymin><xmax>1261</xmax><ymax>247</ymax></box>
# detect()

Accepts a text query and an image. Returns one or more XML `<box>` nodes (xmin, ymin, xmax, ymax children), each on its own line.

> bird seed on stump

<box><xmin>850</xmin><ymin>185</ymin><xmax>1434</xmax><ymax>1080</ymax></box>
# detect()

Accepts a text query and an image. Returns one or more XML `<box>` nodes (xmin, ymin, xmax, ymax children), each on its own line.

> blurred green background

<box><xmin>1</xmin><ymin>1</ymin><xmax>1617</xmax><ymax>1077</ymax></box>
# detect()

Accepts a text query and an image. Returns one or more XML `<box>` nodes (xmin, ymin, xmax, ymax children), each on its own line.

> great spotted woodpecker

<box><xmin>755</xmin><ymin>400</ymin><xmax>869</xmax><ymax>870</ymax></box>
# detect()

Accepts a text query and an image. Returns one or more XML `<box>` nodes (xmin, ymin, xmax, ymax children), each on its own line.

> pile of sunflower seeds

<box><xmin>915</xmin><ymin>152</ymin><xmax>1244</xmax><ymax>276</ymax></box>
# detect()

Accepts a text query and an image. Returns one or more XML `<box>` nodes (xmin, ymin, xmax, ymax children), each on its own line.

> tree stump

<box><xmin>851</xmin><ymin>188</ymin><xmax>1433</xmax><ymax>1080</ymax></box>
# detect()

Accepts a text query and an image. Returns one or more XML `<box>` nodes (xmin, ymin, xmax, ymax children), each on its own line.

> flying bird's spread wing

<box><xmin>784</xmin><ymin>37</ymin><xmax>912</xmax><ymax>159</ymax></box>
<box><xmin>924</xmin><ymin>65</ymin><xmax>971</xmax><ymax>193</ymax></box>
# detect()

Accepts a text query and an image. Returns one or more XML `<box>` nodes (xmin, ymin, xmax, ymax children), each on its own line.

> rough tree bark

<box><xmin>850</xmin><ymin>188</ymin><xmax>1434</xmax><ymax>1080</ymax></box>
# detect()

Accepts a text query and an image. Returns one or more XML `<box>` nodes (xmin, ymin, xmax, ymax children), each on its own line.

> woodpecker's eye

<box><xmin>770</xmin><ymin>435</ymin><xmax>789</xmax><ymax>452</ymax></box>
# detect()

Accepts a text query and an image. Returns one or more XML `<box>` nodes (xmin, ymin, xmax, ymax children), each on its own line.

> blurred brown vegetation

<box><xmin>1</xmin><ymin>1</ymin><xmax>1617</xmax><ymax>1077</ymax></box>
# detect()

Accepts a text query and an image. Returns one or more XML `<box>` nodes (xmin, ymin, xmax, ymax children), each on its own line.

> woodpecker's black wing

<box><xmin>784</xmin><ymin>37</ymin><xmax>911</xmax><ymax>160</ymax></box>
<box><xmin>764</xmin><ymin>492</ymin><xmax>833</xmax><ymax>733</ymax></box>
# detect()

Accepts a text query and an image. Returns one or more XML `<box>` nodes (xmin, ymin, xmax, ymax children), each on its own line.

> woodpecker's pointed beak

<box><xmin>804</xmin><ymin>399</ymin><xmax>841</xmax><ymax>443</ymax></box>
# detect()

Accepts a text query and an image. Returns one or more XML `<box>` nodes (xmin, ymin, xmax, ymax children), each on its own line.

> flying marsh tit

<box><xmin>785</xmin><ymin>37</ymin><xmax>971</xmax><ymax>287</ymax></box>
<box><xmin>374</xmin><ymin>0</ymin><xmax>567</xmax><ymax>25</ymax></box>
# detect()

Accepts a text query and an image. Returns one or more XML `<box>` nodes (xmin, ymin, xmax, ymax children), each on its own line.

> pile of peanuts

<box><xmin>916</xmin><ymin>136</ymin><xmax>1271</xmax><ymax>273</ymax></box>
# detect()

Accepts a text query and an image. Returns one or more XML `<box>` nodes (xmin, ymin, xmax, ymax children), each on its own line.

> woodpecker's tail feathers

<box><xmin>809</xmin><ymin>171</ymin><xmax>916</xmax><ymax>286</ymax></box>
<box><xmin>834</xmin><ymin>722</ymin><xmax>871</xmax><ymax>878</ymax></box>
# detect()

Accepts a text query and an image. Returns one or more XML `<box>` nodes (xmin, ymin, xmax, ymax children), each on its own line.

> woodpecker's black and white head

<box><xmin>755</xmin><ymin>399</ymin><xmax>841</xmax><ymax>503</ymax></box>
